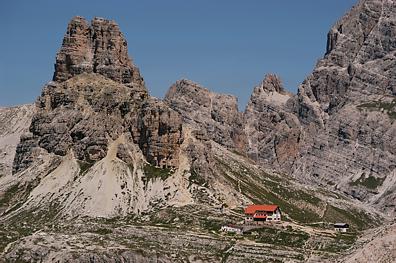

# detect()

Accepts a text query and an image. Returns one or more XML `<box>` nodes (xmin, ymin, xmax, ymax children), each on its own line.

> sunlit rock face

<box><xmin>53</xmin><ymin>16</ymin><xmax>145</xmax><ymax>88</ymax></box>
<box><xmin>13</xmin><ymin>17</ymin><xmax>184</xmax><ymax>174</ymax></box>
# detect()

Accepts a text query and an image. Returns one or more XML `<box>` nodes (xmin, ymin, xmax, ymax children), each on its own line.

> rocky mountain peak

<box><xmin>13</xmin><ymin>18</ymin><xmax>182</xmax><ymax>174</ymax></box>
<box><xmin>53</xmin><ymin>16</ymin><xmax>145</xmax><ymax>89</ymax></box>
<box><xmin>325</xmin><ymin>0</ymin><xmax>383</xmax><ymax>65</ymax></box>
<box><xmin>256</xmin><ymin>74</ymin><xmax>286</xmax><ymax>94</ymax></box>
<box><xmin>247</xmin><ymin>74</ymin><xmax>291</xmax><ymax>110</ymax></box>
<box><xmin>165</xmin><ymin>79</ymin><xmax>210</xmax><ymax>100</ymax></box>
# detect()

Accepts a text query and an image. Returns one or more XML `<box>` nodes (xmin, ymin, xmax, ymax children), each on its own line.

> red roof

<box><xmin>253</xmin><ymin>214</ymin><xmax>267</xmax><ymax>219</ymax></box>
<box><xmin>244</xmin><ymin>204</ymin><xmax>279</xmax><ymax>214</ymax></box>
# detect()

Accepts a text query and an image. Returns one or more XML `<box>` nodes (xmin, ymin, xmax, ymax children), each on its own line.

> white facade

<box><xmin>334</xmin><ymin>227</ymin><xmax>348</xmax><ymax>232</ymax></box>
<box><xmin>266</xmin><ymin>209</ymin><xmax>281</xmax><ymax>221</ymax></box>
<box><xmin>221</xmin><ymin>225</ymin><xmax>243</xmax><ymax>234</ymax></box>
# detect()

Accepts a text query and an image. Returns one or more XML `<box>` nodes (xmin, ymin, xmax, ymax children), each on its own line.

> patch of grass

<box><xmin>319</xmin><ymin>232</ymin><xmax>358</xmax><ymax>253</ymax></box>
<box><xmin>143</xmin><ymin>164</ymin><xmax>172</xmax><ymax>182</ymax></box>
<box><xmin>200</xmin><ymin>218</ymin><xmax>223</xmax><ymax>232</ymax></box>
<box><xmin>77</xmin><ymin>160</ymin><xmax>95</xmax><ymax>176</ymax></box>
<box><xmin>350</xmin><ymin>175</ymin><xmax>385</xmax><ymax>190</ymax></box>
<box><xmin>0</xmin><ymin>183</ymin><xmax>20</xmax><ymax>208</ymax></box>
<box><xmin>188</xmin><ymin>169</ymin><xmax>207</xmax><ymax>186</ymax></box>
<box><xmin>259</xmin><ymin>174</ymin><xmax>321</xmax><ymax>205</ymax></box>
<box><xmin>90</xmin><ymin>228</ymin><xmax>113</xmax><ymax>235</ymax></box>
<box><xmin>322</xmin><ymin>205</ymin><xmax>372</xmax><ymax>230</ymax></box>
<box><xmin>250</xmin><ymin>226</ymin><xmax>309</xmax><ymax>248</ymax></box>
<box><xmin>215</xmin><ymin>157</ymin><xmax>320</xmax><ymax>223</ymax></box>
<box><xmin>357</xmin><ymin>99</ymin><xmax>396</xmax><ymax>119</ymax></box>
<box><xmin>127</xmin><ymin>164</ymin><xmax>134</xmax><ymax>174</ymax></box>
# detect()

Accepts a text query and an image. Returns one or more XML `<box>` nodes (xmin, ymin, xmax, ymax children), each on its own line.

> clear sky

<box><xmin>0</xmin><ymin>0</ymin><xmax>357</xmax><ymax>109</ymax></box>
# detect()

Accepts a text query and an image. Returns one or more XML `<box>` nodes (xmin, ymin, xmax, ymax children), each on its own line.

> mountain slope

<box><xmin>241</xmin><ymin>0</ymin><xmax>396</xmax><ymax>216</ymax></box>
<box><xmin>0</xmin><ymin>105</ymin><xmax>34</xmax><ymax>178</ymax></box>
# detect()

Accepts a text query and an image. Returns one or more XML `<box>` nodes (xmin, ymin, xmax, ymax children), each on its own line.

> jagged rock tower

<box><xmin>13</xmin><ymin>16</ymin><xmax>183</xmax><ymax>177</ymax></box>
<box><xmin>53</xmin><ymin>16</ymin><xmax>144</xmax><ymax>87</ymax></box>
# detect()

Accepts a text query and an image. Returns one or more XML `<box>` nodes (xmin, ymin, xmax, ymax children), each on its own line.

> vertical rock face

<box><xmin>259</xmin><ymin>0</ymin><xmax>396</xmax><ymax>214</ymax></box>
<box><xmin>53</xmin><ymin>16</ymin><xmax>145</xmax><ymax>89</ymax></box>
<box><xmin>239</xmin><ymin>0</ymin><xmax>396</xmax><ymax>215</ymax></box>
<box><xmin>244</xmin><ymin>74</ymin><xmax>300</xmax><ymax>170</ymax></box>
<box><xmin>13</xmin><ymin>17</ymin><xmax>183</xmax><ymax>174</ymax></box>
<box><xmin>297</xmin><ymin>0</ymin><xmax>392</xmax><ymax>122</ymax></box>
<box><xmin>164</xmin><ymin>79</ymin><xmax>246</xmax><ymax>153</ymax></box>
<box><xmin>133</xmin><ymin>99</ymin><xmax>183</xmax><ymax>168</ymax></box>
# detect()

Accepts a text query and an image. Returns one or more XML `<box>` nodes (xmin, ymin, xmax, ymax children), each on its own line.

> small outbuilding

<box><xmin>334</xmin><ymin>223</ymin><xmax>349</xmax><ymax>232</ymax></box>
<box><xmin>221</xmin><ymin>225</ymin><xmax>243</xmax><ymax>234</ymax></box>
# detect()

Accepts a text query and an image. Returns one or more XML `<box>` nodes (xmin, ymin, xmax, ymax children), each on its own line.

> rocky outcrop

<box><xmin>244</xmin><ymin>74</ymin><xmax>301</xmax><ymax>171</ymax></box>
<box><xmin>254</xmin><ymin>0</ymin><xmax>396</xmax><ymax>215</ymax></box>
<box><xmin>165</xmin><ymin>79</ymin><xmax>247</xmax><ymax>153</ymax></box>
<box><xmin>3</xmin><ymin>6</ymin><xmax>396</xmax><ymax>261</ymax></box>
<box><xmin>13</xmin><ymin>17</ymin><xmax>183</xmax><ymax>174</ymax></box>
<box><xmin>10</xmin><ymin>1</ymin><xmax>396</xmax><ymax>217</ymax></box>
<box><xmin>134</xmin><ymin>98</ymin><xmax>183</xmax><ymax>168</ymax></box>
<box><xmin>53</xmin><ymin>16</ymin><xmax>145</xmax><ymax>89</ymax></box>
<box><xmin>13</xmin><ymin>73</ymin><xmax>182</xmax><ymax>173</ymax></box>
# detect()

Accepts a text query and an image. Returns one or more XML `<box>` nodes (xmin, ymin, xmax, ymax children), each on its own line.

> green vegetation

<box><xmin>215</xmin><ymin>156</ymin><xmax>378</xmax><ymax>230</ymax></box>
<box><xmin>248</xmin><ymin>226</ymin><xmax>309</xmax><ymax>248</ymax></box>
<box><xmin>350</xmin><ymin>175</ymin><xmax>385</xmax><ymax>189</ymax></box>
<box><xmin>188</xmin><ymin>169</ymin><xmax>207</xmax><ymax>186</ymax></box>
<box><xmin>201</xmin><ymin>218</ymin><xmax>223</xmax><ymax>232</ymax></box>
<box><xmin>215</xmin><ymin>157</ymin><xmax>321</xmax><ymax>223</ymax></box>
<box><xmin>1</xmin><ymin>180</ymin><xmax>40</xmax><ymax>214</ymax></box>
<box><xmin>89</xmin><ymin>228</ymin><xmax>113</xmax><ymax>235</ymax></box>
<box><xmin>357</xmin><ymin>99</ymin><xmax>396</xmax><ymax>119</ymax></box>
<box><xmin>0</xmin><ymin>183</ymin><xmax>20</xmax><ymax>208</ymax></box>
<box><xmin>322</xmin><ymin>205</ymin><xmax>373</xmax><ymax>230</ymax></box>
<box><xmin>127</xmin><ymin>164</ymin><xmax>134</xmax><ymax>174</ymax></box>
<box><xmin>143</xmin><ymin>164</ymin><xmax>172</xmax><ymax>182</ymax></box>
<box><xmin>77</xmin><ymin>160</ymin><xmax>95</xmax><ymax>176</ymax></box>
<box><xmin>319</xmin><ymin>232</ymin><xmax>358</xmax><ymax>253</ymax></box>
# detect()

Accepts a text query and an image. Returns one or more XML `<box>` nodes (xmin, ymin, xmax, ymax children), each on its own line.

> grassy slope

<box><xmin>214</xmin><ymin>154</ymin><xmax>378</xmax><ymax>230</ymax></box>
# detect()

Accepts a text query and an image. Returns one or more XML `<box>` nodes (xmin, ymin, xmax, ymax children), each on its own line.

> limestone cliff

<box><xmin>165</xmin><ymin>79</ymin><xmax>247</xmax><ymax>153</ymax></box>
<box><xmin>53</xmin><ymin>16</ymin><xmax>144</xmax><ymax>88</ymax></box>
<box><xmin>244</xmin><ymin>74</ymin><xmax>300</xmax><ymax>171</ymax></box>
<box><xmin>10</xmin><ymin>17</ymin><xmax>188</xmax><ymax>219</ymax></box>
<box><xmin>14</xmin><ymin>17</ymin><xmax>183</xmax><ymax>174</ymax></box>
<box><xmin>290</xmin><ymin>0</ymin><xmax>396</xmax><ymax>216</ymax></box>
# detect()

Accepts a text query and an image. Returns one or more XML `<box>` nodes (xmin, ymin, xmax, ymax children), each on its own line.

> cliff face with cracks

<box><xmin>53</xmin><ymin>16</ymin><xmax>144</xmax><ymax>87</ymax></box>
<box><xmin>10</xmin><ymin>1</ymin><xmax>396</xmax><ymax>217</ymax></box>
<box><xmin>241</xmin><ymin>0</ymin><xmax>396</xmax><ymax>215</ymax></box>
<box><xmin>13</xmin><ymin>17</ymin><xmax>184</xmax><ymax>174</ymax></box>
<box><xmin>291</xmin><ymin>0</ymin><xmax>396</xmax><ymax>215</ymax></box>
<box><xmin>164</xmin><ymin>79</ymin><xmax>247</xmax><ymax>153</ymax></box>
<box><xmin>243</xmin><ymin>74</ymin><xmax>301</xmax><ymax>171</ymax></box>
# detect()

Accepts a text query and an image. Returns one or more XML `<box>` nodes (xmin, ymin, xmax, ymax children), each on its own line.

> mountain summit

<box><xmin>53</xmin><ymin>16</ymin><xmax>144</xmax><ymax>87</ymax></box>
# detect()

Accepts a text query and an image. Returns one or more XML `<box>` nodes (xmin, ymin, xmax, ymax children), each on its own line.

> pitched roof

<box><xmin>244</xmin><ymin>204</ymin><xmax>279</xmax><ymax>214</ymax></box>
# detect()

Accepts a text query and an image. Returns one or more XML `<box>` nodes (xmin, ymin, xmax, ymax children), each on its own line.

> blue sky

<box><xmin>0</xmin><ymin>0</ymin><xmax>357</xmax><ymax>109</ymax></box>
